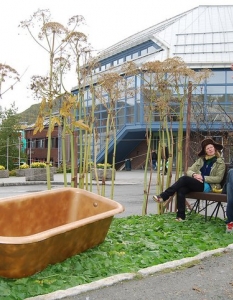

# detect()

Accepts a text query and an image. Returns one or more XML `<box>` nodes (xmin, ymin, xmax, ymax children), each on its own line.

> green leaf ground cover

<box><xmin>1</xmin><ymin>213</ymin><xmax>233</xmax><ymax>299</ymax></box>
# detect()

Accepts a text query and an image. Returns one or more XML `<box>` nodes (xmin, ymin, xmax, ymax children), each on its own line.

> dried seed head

<box><xmin>42</xmin><ymin>22</ymin><xmax>66</xmax><ymax>36</ymax></box>
<box><xmin>68</xmin><ymin>15</ymin><xmax>85</xmax><ymax>26</ymax></box>
<box><xmin>65</xmin><ymin>31</ymin><xmax>87</xmax><ymax>43</ymax></box>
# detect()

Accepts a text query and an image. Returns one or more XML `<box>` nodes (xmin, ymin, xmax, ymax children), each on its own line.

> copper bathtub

<box><xmin>0</xmin><ymin>187</ymin><xmax>124</xmax><ymax>278</ymax></box>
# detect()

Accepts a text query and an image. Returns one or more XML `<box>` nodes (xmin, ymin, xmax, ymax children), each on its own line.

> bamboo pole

<box><xmin>184</xmin><ymin>81</ymin><xmax>192</xmax><ymax>174</ymax></box>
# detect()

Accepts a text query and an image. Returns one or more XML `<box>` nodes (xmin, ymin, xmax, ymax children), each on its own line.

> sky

<box><xmin>0</xmin><ymin>0</ymin><xmax>232</xmax><ymax>113</ymax></box>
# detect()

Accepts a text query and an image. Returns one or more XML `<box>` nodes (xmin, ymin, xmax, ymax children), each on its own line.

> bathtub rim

<box><xmin>0</xmin><ymin>187</ymin><xmax>124</xmax><ymax>245</ymax></box>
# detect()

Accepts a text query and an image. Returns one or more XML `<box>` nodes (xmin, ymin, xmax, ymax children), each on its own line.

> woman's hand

<box><xmin>193</xmin><ymin>173</ymin><xmax>203</xmax><ymax>182</ymax></box>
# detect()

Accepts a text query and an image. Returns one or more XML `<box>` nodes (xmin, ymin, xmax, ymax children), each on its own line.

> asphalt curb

<box><xmin>0</xmin><ymin>181</ymin><xmax>138</xmax><ymax>187</ymax></box>
<box><xmin>0</xmin><ymin>182</ymin><xmax>64</xmax><ymax>187</ymax></box>
<box><xmin>26</xmin><ymin>244</ymin><xmax>233</xmax><ymax>300</ymax></box>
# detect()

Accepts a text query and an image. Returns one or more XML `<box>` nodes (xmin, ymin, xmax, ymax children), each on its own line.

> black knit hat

<box><xmin>198</xmin><ymin>138</ymin><xmax>223</xmax><ymax>157</ymax></box>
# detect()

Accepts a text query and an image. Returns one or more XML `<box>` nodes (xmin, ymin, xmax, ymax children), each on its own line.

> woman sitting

<box><xmin>153</xmin><ymin>138</ymin><xmax>225</xmax><ymax>221</ymax></box>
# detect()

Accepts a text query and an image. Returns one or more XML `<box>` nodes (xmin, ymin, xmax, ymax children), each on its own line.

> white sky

<box><xmin>0</xmin><ymin>0</ymin><xmax>232</xmax><ymax>113</ymax></box>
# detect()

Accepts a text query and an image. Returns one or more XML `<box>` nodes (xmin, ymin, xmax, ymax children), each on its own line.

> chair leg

<box><xmin>221</xmin><ymin>203</ymin><xmax>226</xmax><ymax>219</ymax></box>
<box><xmin>203</xmin><ymin>200</ymin><xmax>208</xmax><ymax>221</ymax></box>
<box><xmin>209</xmin><ymin>203</ymin><xmax>221</xmax><ymax>221</ymax></box>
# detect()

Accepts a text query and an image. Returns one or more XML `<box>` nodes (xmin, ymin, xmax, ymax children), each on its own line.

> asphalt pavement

<box><xmin>0</xmin><ymin>170</ymin><xmax>232</xmax><ymax>300</ymax></box>
<box><xmin>0</xmin><ymin>170</ymin><xmax>159</xmax><ymax>217</ymax></box>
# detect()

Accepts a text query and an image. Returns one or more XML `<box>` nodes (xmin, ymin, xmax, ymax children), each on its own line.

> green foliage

<box><xmin>0</xmin><ymin>104</ymin><xmax>26</xmax><ymax>171</ymax></box>
<box><xmin>16</xmin><ymin>99</ymin><xmax>68</xmax><ymax>126</ymax></box>
<box><xmin>16</xmin><ymin>103</ymin><xmax>40</xmax><ymax>125</ymax></box>
<box><xmin>96</xmin><ymin>163</ymin><xmax>112</xmax><ymax>169</ymax></box>
<box><xmin>56</xmin><ymin>166</ymin><xmax>71</xmax><ymax>173</ymax></box>
<box><xmin>0</xmin><ymin>213</ymin><xmax>231</xmax><ymax>299</ymax></box>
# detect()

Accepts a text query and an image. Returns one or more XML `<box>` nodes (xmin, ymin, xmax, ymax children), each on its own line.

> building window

<box><xmin>31</xmin><ymin>140</ymin><xmax>36</xmax><ymax>149</ymax></box>
<box><xmin>36</xmin><ymin>139</ymin><xmax>44</xmax><ymax>148</ymax></box>
<box><xmin>51</xmin><ymin>137</ymin><xmax>58</xmax><ymax>148</ymax></box>
<box><xmin>206</xmin><ymin>86</ymin><xmax>225</xmax><ymax>94</ymax></box>
<box><xmin>227</xmin><ymin>70</ymin><xmax>233</xmax><ymax>83</ymax></box>
<box><xmin>126</xmin><ymin>54</ymin><xmax>131</xmax><ymax>61</ymax></box>
<box><xmin>118</xmin><ymin>58</ymin><xmax>124</xmax><ymax>64</ymax></box>
<box><xmin>141</xmin><ymin>48</ymin><xmax>148</xmax><ymax>56</ymax></box>
<box><xmin>132</xmin><ymin>52</ymin><xmax>139</xmax><ymax>59</ymax></box>
<box><xmin>207</xmin><ymin>71</ymin><xmax>225</xmax><ymax>84</ymax></box>
<box><xmin>148</xmin><ymin>46</ymin><xmax>156</xmax><ymax>54</ymax></box>
<box><xmin>227</xmin><ymin>86</ymin><xmax>233</xmax><ymax>93</ymax></box>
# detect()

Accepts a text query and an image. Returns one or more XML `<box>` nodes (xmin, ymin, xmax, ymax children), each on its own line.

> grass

<box><xmin>1</xmin><ymin>213</ymin><xmax>232</xmax><ymax>299</ymax></box>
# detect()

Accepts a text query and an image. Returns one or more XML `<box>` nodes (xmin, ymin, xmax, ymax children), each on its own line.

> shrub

<box><xmin>30</xmin><ymin>162</ymin><xmax>46</xmax><ymax>168</ymax></box>
<box><xmin>19</xmin><ymin>163</ymin><xmax>29</xmax><ymax>169</ymax></box>
<box><xmin>0</xmin><ymin>165</ymin><xmax>5</xmax><ymax>170</ymax></box>
<box><xmin>30</xmin><ymin>162</ymin><xmax>53</xmax><ymax>168</ymax></box>
<box><xmin>96</xmin><ymin>163</ymin><xmax>112</xmax><ymax>169</ymax></box>
<box><xmin>57</xmin><ymin>166</ymin><xmax>71</xmax><ymax>173</ymax></box>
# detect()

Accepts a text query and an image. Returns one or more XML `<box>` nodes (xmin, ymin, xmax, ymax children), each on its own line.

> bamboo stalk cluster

<box><xmin>18</xmin><ymin>9</ymin><xmax>211</xmax><ymax>206</ymax></box>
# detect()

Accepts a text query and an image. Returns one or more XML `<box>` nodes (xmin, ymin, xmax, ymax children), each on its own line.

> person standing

<box><xmin>225</xmin><ymin>169</ymin><xmax>233</xmax><ymax>233</ymax></box>
<box><xmin>151</xmin><ymin>150</ymin><xmax>157</xmax><ymax>170</ymax></box>
<box><xmin>162</xmin><ymin>146</ymin><xmax>169</xmax><ymax>175</ymax></box>
<box><xmin>153</xmin><ymin>138</ymin><xmax>225</xmax><ymax>221</ymax></box>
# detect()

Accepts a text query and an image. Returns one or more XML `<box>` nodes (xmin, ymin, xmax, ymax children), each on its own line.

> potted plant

<box><xmin>25</xmin><ymin>162</ymin><xmax>54</xmax><ymax>181</ymax></box>
<box><xmin>0</xmin><ymin>165</ymin><xmax>9</xmax><ymax>178</ymax></box>
<box><xmin>91</xmin><ymin>163</ymin><xmax>115</xmax><ymax>181</ymax></box>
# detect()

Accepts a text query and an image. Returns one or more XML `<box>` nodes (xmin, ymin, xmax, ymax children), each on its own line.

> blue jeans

<box><xmin>226</xmin><ymin>169</ymin><xmax>233</xmax><ymax>223</ymax></box>
<box><xmin>152</xmin><ymin>160</ymin><xmax>157</xmax><ymax>170</ymax></box>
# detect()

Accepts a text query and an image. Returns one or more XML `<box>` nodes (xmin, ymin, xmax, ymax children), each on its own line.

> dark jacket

<box><xmin>152</xmin><ymin>151</ymin><xmax>157</xmax><ymax>161</ymax></box>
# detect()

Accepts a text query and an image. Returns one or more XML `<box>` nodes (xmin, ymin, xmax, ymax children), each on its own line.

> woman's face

<box><xmin>205</xmin><ymin>144</ymin><xmax>216</xmax><ymax>156</ymax></box>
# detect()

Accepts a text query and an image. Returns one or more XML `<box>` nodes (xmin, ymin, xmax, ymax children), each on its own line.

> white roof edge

<box><xmin>186</xmin><ymin>62</ymin><xmax>232</xmax><ymax>69</ymax></box>
<box><xmin>98</xmin><ymin>7</ymin><xmax>197</xmax><ymax>59</ymax></box>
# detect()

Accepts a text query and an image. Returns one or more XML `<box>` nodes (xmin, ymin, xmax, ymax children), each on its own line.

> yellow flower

<box><xmin>30</xmin><ymin>162</ymin><xmax>46</xmax><ymax>168</ymax></box>
<box><xmin>19</xmin><ymin>163</ymin><xmax>29</xmax><ymax>169</ymax></box>
<box><xmin>30</xmin><ymin>162</ymin><xmax>52</xmax><ymax>168</ymax></box>
<box><xmin>0</xmin><ymin>165</ymin><xmax>5</xmax><ymax>170</ymax></box>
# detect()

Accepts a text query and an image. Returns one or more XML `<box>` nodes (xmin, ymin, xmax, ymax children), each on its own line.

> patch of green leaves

<box><xmin>0</xmin><ymin>213</ymin><xmax>232</xmax><ymax>299</ymax></box>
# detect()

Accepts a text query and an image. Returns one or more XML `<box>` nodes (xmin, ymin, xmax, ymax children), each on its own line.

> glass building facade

<box><xmin>72</xmin><ymin>6</ymin><xmax>233</xmax><ymax>166</ymax></box>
